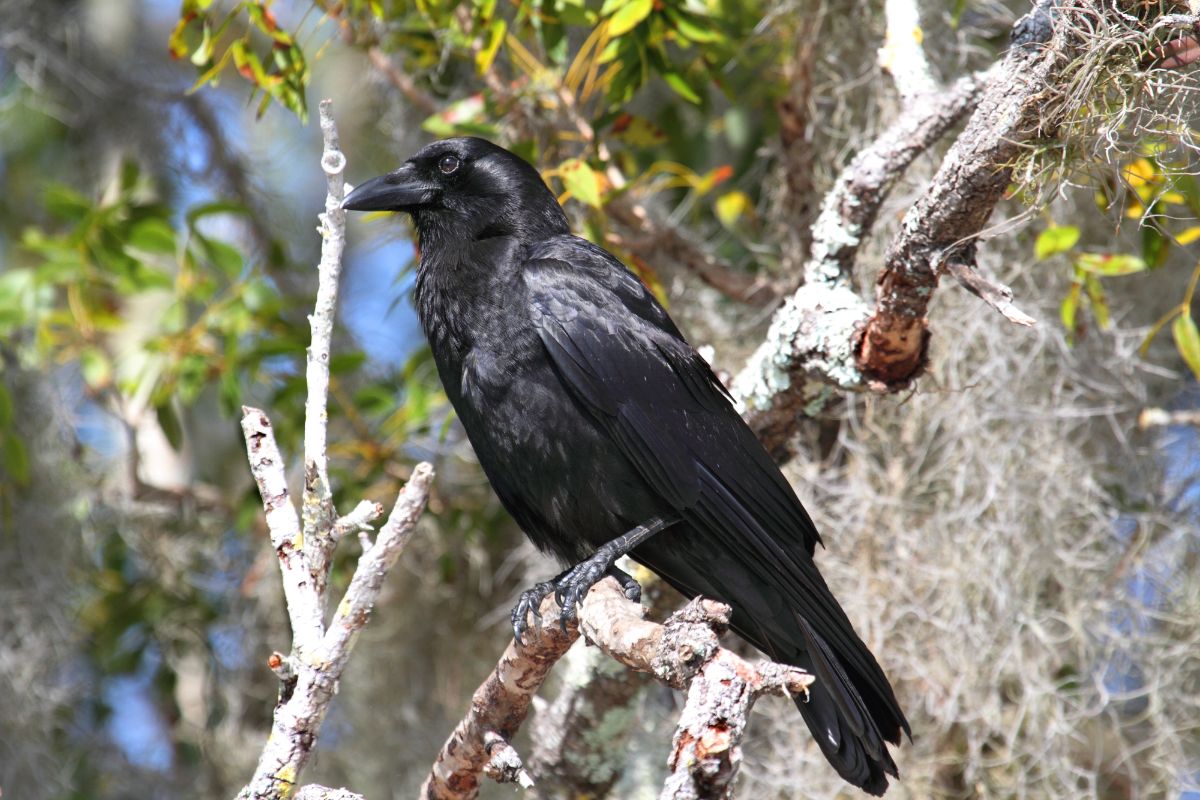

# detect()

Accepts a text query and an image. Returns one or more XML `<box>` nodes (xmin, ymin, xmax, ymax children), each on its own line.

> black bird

<box><xmin>343</xmin><ymin>137</ymin><xmax>909</xmax><ymax>794</ymax></box>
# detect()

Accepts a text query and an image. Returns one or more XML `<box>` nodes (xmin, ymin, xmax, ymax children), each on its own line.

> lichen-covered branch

<box><xmin>732</xmin><ymin>73</ymin><xmax>987</xmax><ymax>455</ymax></box>
<box><xmin>856</xmin><ymin>13</ymin><xmax>1073</xmax><ymax>383</ymax></box>
<box><xmin>236</xmin><ymin>100</ymin><xmax>433</xmax><ymax>800</ymax></box>
<box><xmin>424</xmin><ymin>579</ymin><xmax>812</xmax><ymax>799</ymax></box>
<box><xmin>878</xmin><ymin>0</ymin><xmax>939</xmax><ymax>106</ymax></box>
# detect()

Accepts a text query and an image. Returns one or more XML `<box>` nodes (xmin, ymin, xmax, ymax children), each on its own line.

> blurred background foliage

<box><xmin>1</xmin><ymin>0</ymin><xmax>1199</xmax><ymax>797</ymax></box>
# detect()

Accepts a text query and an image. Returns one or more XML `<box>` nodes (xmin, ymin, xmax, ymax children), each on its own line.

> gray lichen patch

<box><xmin>732</xmin><ymin>282</ymin><xmax>869</xmax><ymax>415</ymax></box>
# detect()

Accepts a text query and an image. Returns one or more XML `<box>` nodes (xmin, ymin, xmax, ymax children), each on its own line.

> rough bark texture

<box><xmin>732</xmin><ymin>73</ymin><xmax>987</xmax><ymax>456</ymax></box>
<box><xmin>421</xmin><ymin>596</ymin><xmax>581</xmax><ymax>800</ymax></box>
<box><xmin>427</xmin><ymin>579</ymin><xmax>813</xmax><ymax>800</ymax></box>
<box><xmin>859</xmin><ymin>6</ymin><xmax>1072</xmax><ymax>383</ymax></box>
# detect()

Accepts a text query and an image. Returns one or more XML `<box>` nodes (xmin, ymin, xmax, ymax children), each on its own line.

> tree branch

<box><xmin>236</xmin><ymin>100</ymin><xmax>433</xmax><ymax>800</ymax></box>
<box><xmin>732</xmin><ymin>72</ymin><xmax>987</xmax><ymax>455</ymax></box>
<box><xmin>858</xmin><ymin>1</ymin><xmax>1083</xmax><ymax>383</ymax></box>
<box><xmin>424</xmin><ymin>578</ymin><xmax>812</xmax><ymax>799</ymax></box>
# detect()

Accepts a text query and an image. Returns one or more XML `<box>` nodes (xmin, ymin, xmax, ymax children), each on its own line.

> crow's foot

<box><xmin>511</xmin><ymin>515</ymin><xmax>676</xmax><ymax>641</ymax></box>
<box><xmin>511</xmin><ymin>578</ymin><xmax>559</xmax><ymax>645</ymax></box>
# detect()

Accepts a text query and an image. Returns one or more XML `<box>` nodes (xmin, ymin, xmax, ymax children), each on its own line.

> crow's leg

<box><xmin>553</xmin><ymin>515</ymin><xmax>677</xmax><ymax>630</ymax></box>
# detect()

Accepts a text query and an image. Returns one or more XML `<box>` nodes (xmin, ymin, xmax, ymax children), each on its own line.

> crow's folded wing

<box><xmin>523</xmin><ymin>240</ymin><xmax>823</xmax><ymax>557</ymax></box>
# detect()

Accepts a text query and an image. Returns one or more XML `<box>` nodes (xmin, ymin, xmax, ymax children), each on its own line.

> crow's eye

<box><xmin>438</xmin><ymin>154</ymin><xmax>460</xmax><ymax>175</ymax></box>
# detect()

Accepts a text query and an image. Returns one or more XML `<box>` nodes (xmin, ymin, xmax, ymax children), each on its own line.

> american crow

<box><xmin>344</xmin><ymin>137</ymin><xmax>909</xmax><ymax>794</ymax></box>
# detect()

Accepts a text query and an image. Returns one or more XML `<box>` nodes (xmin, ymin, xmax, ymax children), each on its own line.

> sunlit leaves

<box><xmin>716</xmin><ymin>190</ymin><xmax>753</xmax><ymax>229</ymax></box>
<box><xmin>171</xmin><ymin>1</ymin><xmax>309</xmax><ymax>121</ymax></box>
<box><xmin>1058</xmin><ymin>252</ymin><xmax>1146</xmax><ymax>344</ymax></box>
<box><xmin>557</xmin><ymin>158</ymin><xmax>604</xmax><ymax>208</ymax></box>
<box><xmin>1035</xmin><ymin>225</ymin><xmax>1080</xmax><ymax>260</ymax></box>
<box><xmin>604</xmin><ymin>0</ymin><xmax>654</xmax><ymax>37</ymax></box>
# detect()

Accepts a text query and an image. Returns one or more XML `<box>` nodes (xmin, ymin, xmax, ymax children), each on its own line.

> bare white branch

<box><xmin>302</xmin><ymin>99</ymin><xmax>350</xmax><ymax>589</ymax></box>
<box><xmin>239</xmin><ymin>407</ymin><xmax>323</xmax><ymax>655</ymax></box>
<box><xmin>236</xmin><ymin>100</ymin><xmax>433</xmax><ymax>800</ymax></box>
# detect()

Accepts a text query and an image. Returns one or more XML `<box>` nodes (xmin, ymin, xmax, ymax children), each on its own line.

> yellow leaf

<box><xmin>608</xmin><ymin>0</ymin><xmax>653</xmax><ymax>36</ymax></box>
<box><xmin>1177</xmin><ymin>226</ymin><xmax>1200</xmax><ymax>245</ymax></box>
<box><xmin>475</xmin><ymin>19</ymin><xmax>506</xmax><ymax>75</ymax></box>
<box><xmin>1122</xmin><ymin>157</ymin><xmax>1156</xmax><ymax>188</ymax></box>
<box><xmin>559</xmin><ymin>159</ymin><xmax>603</xmax><ymax>208</ymax></box>
<box><xmin>715</xmin><ymin>191</ymin><xmax>752</xmax><ymax>228</ymax></box>
<box><xmin>1173</xmin><ymin>312</ymin><xmax>1200</xmax><ymax>380</ymax></box>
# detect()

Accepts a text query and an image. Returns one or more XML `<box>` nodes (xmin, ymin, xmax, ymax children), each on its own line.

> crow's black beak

<box><xmin>342</xmin><ymin>166</ymin><xmax>438</xmax><ymax>212</ymax></box>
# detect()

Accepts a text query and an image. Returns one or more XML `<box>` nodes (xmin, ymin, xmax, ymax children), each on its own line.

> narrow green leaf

<box><xmin>1083</xmin><ymin>274</ymin><xmax>1110</xmax><ymax>329</ymax></box>
<box><xmin>662</xmin><ymin>70</ymin><xmax>702</xmax><ymax>104</ymax></box>
<box><xmin>475</xmin><ymin>19</ymin><xmax>506</xmax><ymax>75</ymax></box>
<box><xmin>1034</xmin><ymin>225</ymin><xmax>1080</xmax><ymax>260</ymax></box>
<box><xmin>186</xmin><ymin>201</ymin><xmax>248</xmax><ymax>227</ymax></box>
<box><xmin>1060</xmin><ymin>281</ymin><xmax>1082</xmax><ymax>345</ymax></box>
<box><xmin>0</xmin><ymin>384</ymin><xmax>13</xmax><ymax>429</ymax></box>
<box><xmin>1172</xmin><ymin>312</ymin><xmax>1200</xmax><ymax>380</ymax></box>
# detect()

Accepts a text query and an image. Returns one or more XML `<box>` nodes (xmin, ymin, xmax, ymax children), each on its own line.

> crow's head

<box><xmin>343</xmin><ymin>137</ymin><xmax>569</xmax><ymax>243</ymax></box>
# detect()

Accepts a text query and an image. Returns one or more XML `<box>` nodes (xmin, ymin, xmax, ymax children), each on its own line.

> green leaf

<box><xmin>44</xmin><ymin>185</ymin><xmax>93</xmax><ymax>221</ymax></box>
<box><xmin>128</xmin><ymin>219</ymin><xmax>177</xmax><ymax>255</ymax></box>
<box><xmin>1074</xmin><ymin>253</ymin><xmax>1147</xmax><ymax>276</ymax></box>
<box><xmin>607</xmin><ymin>0</ymin><xmax>653</xmax><ymax>36</ymax></box>
<box><xmin>186</xmin><ymin>201</ymin><xmax>248</xmax><ymax>227</ymax></box>
<box><xmin>0</xmin><ymin>383</ymin><xmax>13</xmax><ymax>429</ymax></box>
<box><xmin>1083</xmin><ymin>274</ymin><xmax>1110</xmax><ymax>330</ymax></box>
<box><xmin>156</xmin><ymin>402</ymin><xmax>184</xmax><ymax>451</ymax></box>
<box><xmin>1141</xmin><ymin>221</ymin><xmax>1169</xmax><ymax>268</ymax></box>
<box><xmin>662</xmin><ymin>70</ymin><xmax>702</xmax><ymax>104</ymax></box>
<box><xmin>2</xmin><ymin>433</ymin><xmax>30</xmax><ymax>485</ymax></box>
<box><xmin>200</xmin><ymin>236</ymin><xmax>244</xmax><ymax>278</ymax></box>
<box><xmin>80</xmin><ymin>347</ymin><xmax>112</xmax><ymax>390</ymax></box>
<box><xmin>1034</xmin><ymin>225</ymin><xmax>1080</xmax><ymax>260</ymax></box>
<box><xmin>1173</xmin><ymin>312</ymin><xmax>1200</xmax><ymax>380</ymax></box>
<box><xmin>475</xmin><ymin>19</ymin><xmax>507</xmax><ymax>75</ymax></box>
<box><xmin>559</xmin><ymin>159</ymin><xmax>603</xmax><ymax>208</ymax></box>
<box><xmin>667</xmin><ymin>10</ymin><xmax>723</xmax><ymax>43</ymax></box>
<box><xmin>1060</xmin><ymin>281</ymin><xmax>1082</xmax><ymax>344</ymax></box>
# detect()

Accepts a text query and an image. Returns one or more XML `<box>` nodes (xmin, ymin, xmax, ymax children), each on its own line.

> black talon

<box><xmin>608</xmin><ymin>566</ymin><xmax>643</xmax><ymax>602</ymax></box>
<box><xmin>511</xmin><ymin>578</ymin><xmax>558</xmax><ymax>644</ymax></box>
